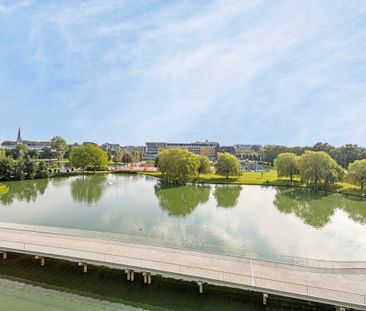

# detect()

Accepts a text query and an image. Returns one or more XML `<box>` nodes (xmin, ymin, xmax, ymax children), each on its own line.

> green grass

<box><xmin>140</xmin><ymin>170</ymin><xmax>366</xmax><ymax>198</ymax></box>
<box><xmin>0</xmin><ymin>184</ymin><xmax>9</xmax><ymax>196</ymax></box>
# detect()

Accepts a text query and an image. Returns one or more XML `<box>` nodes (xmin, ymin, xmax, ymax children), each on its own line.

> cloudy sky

<box><xmin>0</xmin><ymin>0</ymin><xmax>365</xmax><ymax>146</ymax></box>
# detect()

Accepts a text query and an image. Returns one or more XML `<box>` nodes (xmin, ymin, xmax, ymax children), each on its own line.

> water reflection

<box><xmin>273</xmin><ymin>188</ymin><xmax>366</xmax><ymax>228</ymax></box>
<box><xmin>71</xmin><ymin>175</ymin><xmax>107</xmax><ymax>205</ymax></box>
<box><xmin>155</xmin><ymin>183</ymin><xmax>211</xmax><ymax>217</ymax></box>
<box><xmin>213</xmin><ymin>185</ymin><xmax>242</xmax><ymax>208</ymax></box>
<box><xmin>0</xmin><ymin>179</ymin><xmax>49</xmax><ymax>206</ymax></box>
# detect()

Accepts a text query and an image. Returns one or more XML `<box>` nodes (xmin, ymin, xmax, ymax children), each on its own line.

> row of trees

<box><xmin>158</xmin><ymin>149</ymin><xmax>241</xmax><ymax>184</ymax></box>
<box><xmin>263</xmin><ymin>143</ymin><xmax>366</xmax><ymax>168</ymax></box>
<box><xmin>0</xmin><ymin>156</ymin><xmax>49</xmax><ymax>181</ymax></box>
<box><xmin>274</xmin><ymin>151</ymin><xmax>366</xmax><ymax>190</ymax></box>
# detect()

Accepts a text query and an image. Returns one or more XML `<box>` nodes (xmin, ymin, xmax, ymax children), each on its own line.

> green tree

<box><xmin>215</xmin><ymin>153</ymin><xmax>241</xmax><ymax>179</ymax></box>
<box><xmin>297</xmin><ymin>151</ymin><xmax>343</xmax><ymax>190</ymax></box>
<box><xmin>35</xmin><ymin>161</ymin><xmax>49</xmax><ymax>178</ymax></box>
<box><xmin>50</xmin><ymin>136</ymin><xmax>67</xmax><ymax>160</ymax></box>
<box><xmin>348</xmin><ymin>159</ymin><xmax>366</xmax><ymax>190</ymax></box>
<box><xmin>13</xmin><ymin>158</ymin><xmax>26</xmax><ymax>180</ymax></box>
<box><xmin>14</xmin><ymin>144</ymin><xmax>28</xmax><ymax>160</ymax></box>
<box><xmin>196</xmin><ymin>155</ymin><xmax>211</xmax><ymax>177</ymax></box>
<box><xmin>0</xmin><ymin>157</ymin><xmax>14</xmax><ymax>180</ymax></box>
<box><xmin>24</xmin><ymin>156</ymin><xmax>36</xmax><ymax>179</ymax></box>
<box><xmin>158</xmin><ymin>149</ymin><xmax>199</xmax><ymax>184</ymax></box>
<box><xmin>0</xmin><ymin>149</ymin><xmax>5</xmax><ymax>159</ymax></box>
<box><xmin>274</xmin><ymin>153</ymin><xmax>299</xmax><ymax>181</ymax></box>
<box><xmin>70</xmin><ymin>144</ymin><xmax>108</xmax><ymax>171</ymax></box>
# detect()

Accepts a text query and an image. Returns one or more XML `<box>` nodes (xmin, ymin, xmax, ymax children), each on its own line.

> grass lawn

<box><xmin>140</xmin><ymin>171</ymin><xmax>301</xmax><ymax>186</ymax></box>
<box><xmin>0</xmin><ymin>184</ymin><xmax>9</xmax><ymax>196</ymax></box>
<box><xmin>140</xmin><ymin>170</ymin><xmax>365</xmax><ymax>198</ymax></box>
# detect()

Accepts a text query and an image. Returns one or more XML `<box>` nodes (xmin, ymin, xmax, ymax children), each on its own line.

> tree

<box><xmin>14</xmin><ymin>144</ymin><xmax>28</xmax><ymax>160</ymax></box>
<box><xmin>0</xmin><ymin>149</ymin><xmax>5</xmax><ymax>159</ymax></box>
<box><xmin>13</xmin><ymin>158</ymin><xmax>26</xmax><ymax>180</ymax></box>
<box><xmin>158</xmin><ymin>149</ymin><xmax>199</xmax><ymax>184</ymax></box>
<box><xmin>196</xmin><ymin>155</ymin><xmax>212</xmax><ymax>177</ymax></box>
<box><xmin>297</xmin><ymin>151</ymin><xmax>343</xmax><ymax>190</ymax></box>
<box><xmin>70</xmin><ymin>144</ymin><xmax>108</xmax><ymax>171</ymax></box>
<box><xmin>0</xmin><ymin>157</ymin><xmax>14</xmax><ymax>180</ymax></box>
<box><xmin>215</xmin><ymin>153</ymin><xmax>241</xmax><ymax>179</ymax></box>
<box><xmin>24</xmin><ymin>156</ymin><xmax>36</xmax><ymax>179</ymax></box>
<box><xmin>50</xmin><ymin>136</ymin><xmax>67</xmax><ymax>160</ymax></box>
<box><xmin>35</xmin><ymin>161</ymin><xmax>49</xmax><ymax>178</ymax></box>
<box><xmin>274</xmin><ymin>153</ymin><xmax>299</xmax><ymax>181</ymax></box>
<box><xmin>348</xmin><ymin>159</ymin><xmax>366</xmax><ymax>190</ymax></box>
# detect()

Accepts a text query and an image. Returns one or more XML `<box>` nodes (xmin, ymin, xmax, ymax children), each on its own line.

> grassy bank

<box><xmin>140</xmin><ymin>171</ymin><xmax>365</xmax><ymax>198</ymax></box>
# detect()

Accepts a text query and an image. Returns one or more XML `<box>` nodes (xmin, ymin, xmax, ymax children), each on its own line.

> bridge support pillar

<box><xmin>143</xmin><ymin>272</ymin><xmax>152</xmax><ymax>284</ymax></box>
<box><xmin>263</xmin><ymin>293</ymin><xmax>268</xmax><ymax>305</ymax></box>
<box><xmin>35</xmin><ymin>256</ymin><xmax>45</xmax><ymax>266</ymax></box>
<box><xmin>125</xmin><ymin>270</ymin><xmax>134</xmax><ymax>281</ymax></box>
<box><xmin>79</xmin><ymin>262</ymin><xmax>87</xmax><ymax>273</ymax></box>
<box><xmin>0</xmin><ymin>251</ymin><xmax>7</xmax><ymax>260</ymax></box>
<box><xmin>197</xmin><ymin>281</ymin><xmax>204</xmax><ymax>294</ymax></box>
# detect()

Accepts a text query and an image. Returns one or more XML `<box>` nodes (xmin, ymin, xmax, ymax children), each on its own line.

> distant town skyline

<box><xmin>1</xmin><ymin>1</ymin><xmax>366</xmax><ymax>146</ymax></box>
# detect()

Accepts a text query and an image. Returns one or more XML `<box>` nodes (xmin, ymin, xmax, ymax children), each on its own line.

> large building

<box><xmin>0</xmin><ymin>128</ymin><xmax>50</xmax><ymax>150</ymax></box>
<box><xmin>144</xmin><ymin>141</ymin><xmax>220</xmax><ymax>161</ymax></box>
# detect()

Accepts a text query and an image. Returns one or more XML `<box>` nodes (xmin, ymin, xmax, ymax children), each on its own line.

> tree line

<box><xmin>262</xmin><ymin>142</ymin><xmax>366</xmax><ymax>168</ymax></box>
<box><xmin>274</xmin><ymin>151</ymin><xmax>366</xmax><ymax>190</ymax></box>
<box><xmin>157</xmin><ymin>149</ymin><xmax>241</xmax><ymax>185</ymax></box>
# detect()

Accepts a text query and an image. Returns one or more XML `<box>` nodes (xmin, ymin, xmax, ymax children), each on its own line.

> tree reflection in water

<box><xmin>71</xmin><ymin>175</ymin><xmax>107</xmax><ymax>206</ymax></box>
<box><xmin>0</xmin><ymin>179</ymin><xmax>49</xmax><ymax>206</ymax></box>
<box><xmin>155</xmin><ymin>183</ymin><xmax>211</xmax><ymax>217</ymax></box>
<box><xmin>273</xmin><ymin>188</ymin><xmax>366</xmax><ymax>228</ymax></box>
<box><xmin>213</xmin><ymin>185</ymin><xmax>242</xmax><ymax>208</ymax></box>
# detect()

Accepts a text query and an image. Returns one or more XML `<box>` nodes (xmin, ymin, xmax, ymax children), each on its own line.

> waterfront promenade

<box><xmin>0</xmin><ymin>224</ymin><xmax>365</xmax><ymax>310</ymax></box>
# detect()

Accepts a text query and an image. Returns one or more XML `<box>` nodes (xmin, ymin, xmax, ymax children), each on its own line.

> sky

<box><xmin>0</xmin><ymin>0</ymin><xmax>366</xmax><ymax>146</ymax></box>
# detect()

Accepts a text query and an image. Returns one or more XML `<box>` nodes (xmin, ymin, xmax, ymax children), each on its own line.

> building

<box><xmin>217</xmin><ymin>146</ymin><xmax>236</xmax><ymax>155</ymax></box>
<box><xmin>144</xmin><ymin>141</ymin><xmax>220</xmax><ymax>161</ymax></box>
<box><xmin>102</xmin><ymin>143</ymin><xmax>121</xmax><ymax>152</ymax></box>
<box><xmin>0</xmin><ymin>128</ymin><xmax>50</xmax><ymax>150</ymax></box>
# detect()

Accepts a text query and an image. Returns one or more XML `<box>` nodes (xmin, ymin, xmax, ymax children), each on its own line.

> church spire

<box><xmin>16</xmin><ymin>127</ymin><xmax>22</xmax><ymax>145</ymax></box>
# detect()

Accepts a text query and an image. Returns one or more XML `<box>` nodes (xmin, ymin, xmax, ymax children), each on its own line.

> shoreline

<box><xmin>1</xmin><ymin>169</ymin><xmax>365</xmax><ymax>200</ymax></box>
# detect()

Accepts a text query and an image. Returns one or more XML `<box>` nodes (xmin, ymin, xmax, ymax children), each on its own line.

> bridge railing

<box><xmin>0</xmin><ymin>222</ymin><xmax>365</xmax><ymax>270</ymax></box>
<box><xmin>0</xmin><ymin>237</ymin><xmax>365</xmax><ymax>308</ymax></box>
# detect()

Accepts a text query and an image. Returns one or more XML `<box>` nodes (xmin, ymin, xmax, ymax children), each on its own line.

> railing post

<box><xmin>0</xmin><ymin>251</ymin><xmax>7</xmax><ymax>260</ymax></box>
<box><xmin>197</xmin><ymin>281</ymin><xmax>204</xmax><ymax>294</ymax></box>
<box><xmin>78</xmin><ymin>262</ymin><xmax>87</xmax><ymax>273</ymax></box>
<box><xmin>35</xmin><ymin>256</ymin><xmax>45</xmax><ymax>266</ymax></box>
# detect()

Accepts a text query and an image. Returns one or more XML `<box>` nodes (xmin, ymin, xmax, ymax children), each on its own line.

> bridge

<box><xmin>0</xmin><ymin>223</ymin><xmax>365</xmax><ymax>310</ymax></box>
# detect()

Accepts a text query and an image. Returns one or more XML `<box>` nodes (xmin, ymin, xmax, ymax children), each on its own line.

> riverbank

<box><xmin>139</xmin><ymin>171</ymin><xmax>366</xmax><ymax>199</ymax></box>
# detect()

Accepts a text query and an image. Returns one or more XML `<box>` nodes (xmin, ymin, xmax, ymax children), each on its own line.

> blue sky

<box><xmin>0</xmin><ymin>0</ymin><xmax>366</xmax><ymax>146</ymax></box>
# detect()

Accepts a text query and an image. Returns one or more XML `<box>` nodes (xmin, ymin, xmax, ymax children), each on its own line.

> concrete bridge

<box><xmin>0</xmin><ymin>223</ymin><xmax>365</xmax><ymax>310</ymax></box>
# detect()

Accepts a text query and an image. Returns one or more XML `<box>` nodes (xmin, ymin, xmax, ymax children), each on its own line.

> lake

<box><xmin>0</xmin><ymin>174</ymin><xmax>366</xmax><ymax>262</ymax></box>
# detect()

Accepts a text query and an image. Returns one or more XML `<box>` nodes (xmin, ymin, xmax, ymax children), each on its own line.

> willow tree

<box><xmin>274</xmin><ymin>152</ymin><xmax>299</xmax><ymax>181</ymax></box>
<box><xmin>297</xmin><ymin>151</ymin><xmax>343</xmax><ymax>190</ymax></box>
<box><xmin>158</xmin><ymin>149</ymin><xmax>199</xmax><ymax>185</ymax></box>
<box><xmin>348</xmin><ymin>159</ymin><xmax>366</xmax><ymax>190</ymax></box>
<box><xmin>215</xmin><ymin>153</ymin><xmax>241</xmax><ymax>179</ymax></box>
<box><xmin>70</xmin><ymin>144</ymin><xmax>108</xmax><ymax>172</ymax></box>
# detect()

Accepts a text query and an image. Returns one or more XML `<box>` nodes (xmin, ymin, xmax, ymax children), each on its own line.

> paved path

<box><xmin>0</xmin><ymin>226</ymin><xmax>365</xmax><ymax>310</ymax></box>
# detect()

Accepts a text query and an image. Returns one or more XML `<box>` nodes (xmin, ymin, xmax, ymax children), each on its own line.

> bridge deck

<box><xmin>0</xmin><ymin>226</ymin><xmax>365</xmax><ymax>310</ymax></box>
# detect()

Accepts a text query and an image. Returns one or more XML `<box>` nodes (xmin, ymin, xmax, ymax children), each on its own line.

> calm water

<box><xmin>0</xmin><ymin>174</ymin><xmax>366</xmax><ymax>261</ymax></box>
